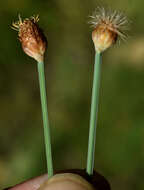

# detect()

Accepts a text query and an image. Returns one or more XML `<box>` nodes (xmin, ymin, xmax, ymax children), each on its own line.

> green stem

<box><xmin>37</xmin><ymin>61</ymin><xmax>53</xmax><ymax>178</ymax></box>
<box><xmin>86</xmin><ymin>52</ymin><xmax>101</xmax><ymax>175</ymax></box>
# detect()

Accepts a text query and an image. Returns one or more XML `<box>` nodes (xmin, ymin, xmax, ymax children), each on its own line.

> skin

<box><xmin>7</xmin><ymin>174</ymin><xmax>94</xmax><ymax>190</ymax></box>
<box><xmin>8</xmin><ymin>174</ymin><xmax>48</xmax><ymax>190</ymax></box>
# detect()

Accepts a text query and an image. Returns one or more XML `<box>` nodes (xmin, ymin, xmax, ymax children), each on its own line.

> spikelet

<box><xmin>12</xmin><ymin>15</ymin><xmax>47</xmax><ymax>62</ymax></box>
<box><xmin>89</xmin><ymin>7</ymin><xmax>128</xmax><ymax>52</ymax></box>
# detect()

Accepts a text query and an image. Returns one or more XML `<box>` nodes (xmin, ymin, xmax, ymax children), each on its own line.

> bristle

<box><xmin>89</xmin><ymin>7</ymin><xmax>128</xmax><ymax>40</ymax></box>
<box><xmin>30</xmin><ymin>15</ymin><xmax>39</xmax><ymax>23</ymax></box>
<box><xmin>12</xmin><ymin>14</ymin><xmax>39</xmax><ymax>31</ymax></box>
<box><xmin>18</xmin><ymin>14</ymin><xmax>22</xmax><ymax>24</ymax></box>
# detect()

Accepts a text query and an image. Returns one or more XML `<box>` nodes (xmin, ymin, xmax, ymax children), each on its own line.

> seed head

<box><xmin>12</xmin><ymin>15</ymin><xmax>47</xmax><ymax>62</ymax></box>
<box><xmin>89</xmin><ymin>7</ymin><xmax>128</xmax><ymax>53</ymax></box>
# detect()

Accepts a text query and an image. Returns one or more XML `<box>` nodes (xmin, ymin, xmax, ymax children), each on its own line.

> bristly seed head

<box><xmin>12</xmin><ymin>14</ymin><xmax>47</xmax><ymax>62</ymax></box>
<box><xmin>89</xmin><ymin>7</ymin><xmax>129</xmax><ymax>53</ymax></box>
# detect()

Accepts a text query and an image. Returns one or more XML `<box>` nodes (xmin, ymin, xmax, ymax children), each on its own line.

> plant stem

<box><xmin>86</xmin><ymin>52</ymin><xmax>101</xmax><ymax>175</ymax></box>
<box><xmin>37</xmin><ymin>61</ymin><xmax>53</xmax><ymax>178</ymax></box>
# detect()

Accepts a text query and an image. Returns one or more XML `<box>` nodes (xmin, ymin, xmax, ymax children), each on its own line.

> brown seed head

<box><xmin>89</xmin><ymin>7</ymin><xmax>128</xmax><ymax>53</ymax></box>
<box><xmin>12</xmin><ymin>15</ymin><xmax>47</xmax><ymax>62</ymax></box>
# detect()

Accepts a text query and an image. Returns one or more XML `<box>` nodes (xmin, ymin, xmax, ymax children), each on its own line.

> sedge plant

<box><xmin>86</xmin><ymin>7</ymin><xmax>128</xmax><ymax>175</ymax></box>
<box><xmin>12</xmin><ymin>15</ymin><xmax>53</xmax><ymax>178</ymax></box>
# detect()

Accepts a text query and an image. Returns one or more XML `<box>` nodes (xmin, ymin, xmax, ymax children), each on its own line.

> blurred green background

<box><xmin>1</xmin><ymin>0</ymin><xmax>144</xmax><ymax>189</ymax></box>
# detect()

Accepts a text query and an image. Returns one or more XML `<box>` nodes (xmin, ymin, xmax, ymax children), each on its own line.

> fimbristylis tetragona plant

<box><xmin>12</xmin><ymin>15</ymin><xmax>53</xmax><ymax>178</ymax></box>
<box><xmin>86</xmin><ymin>7</ymin><xmax>128</xmax><ymax>175</ymax></box>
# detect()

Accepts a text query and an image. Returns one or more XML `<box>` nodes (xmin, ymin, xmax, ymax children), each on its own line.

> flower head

<box><xmin>89</xmin><ymin>7</ymin><xmax>128</xmax><ymax>53</ymax></box>
<box><xmin>12</xmin><ymin>15</ymin><xmax>47</xmax><ymax>62</ymax></box>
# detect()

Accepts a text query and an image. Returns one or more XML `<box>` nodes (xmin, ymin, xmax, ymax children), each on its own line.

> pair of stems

<box><xmin>37</xmin><ymin>52</ymin><xmax>101</xmax><ymax>178</ymax></box>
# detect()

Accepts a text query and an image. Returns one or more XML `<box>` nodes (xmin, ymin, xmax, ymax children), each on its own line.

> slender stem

<box><xmin>86</xmin><ymin>52</ymin><xmax>101</xmax><ymax>175</ymax></box>
<box><xmin>37</xmin><ymin>61</ymin><xmax>53</xmax><ymax>178</ymax></box>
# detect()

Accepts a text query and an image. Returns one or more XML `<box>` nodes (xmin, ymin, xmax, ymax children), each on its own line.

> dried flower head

<box><xmin>12</xmin><ymin>15</ymin><xmax>47</xmax><ymax>62</ymax></box>
<box><xmin>89</xmin><ymin>7</ymin><xmax>128</xmax><ymax>53</ymax></box>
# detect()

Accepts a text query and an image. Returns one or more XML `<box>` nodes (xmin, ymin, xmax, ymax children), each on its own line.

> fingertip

<box><xmin>4</xmin><ymin>174</ymin><xmax>48</xmax><ymax>190</ymax></box>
